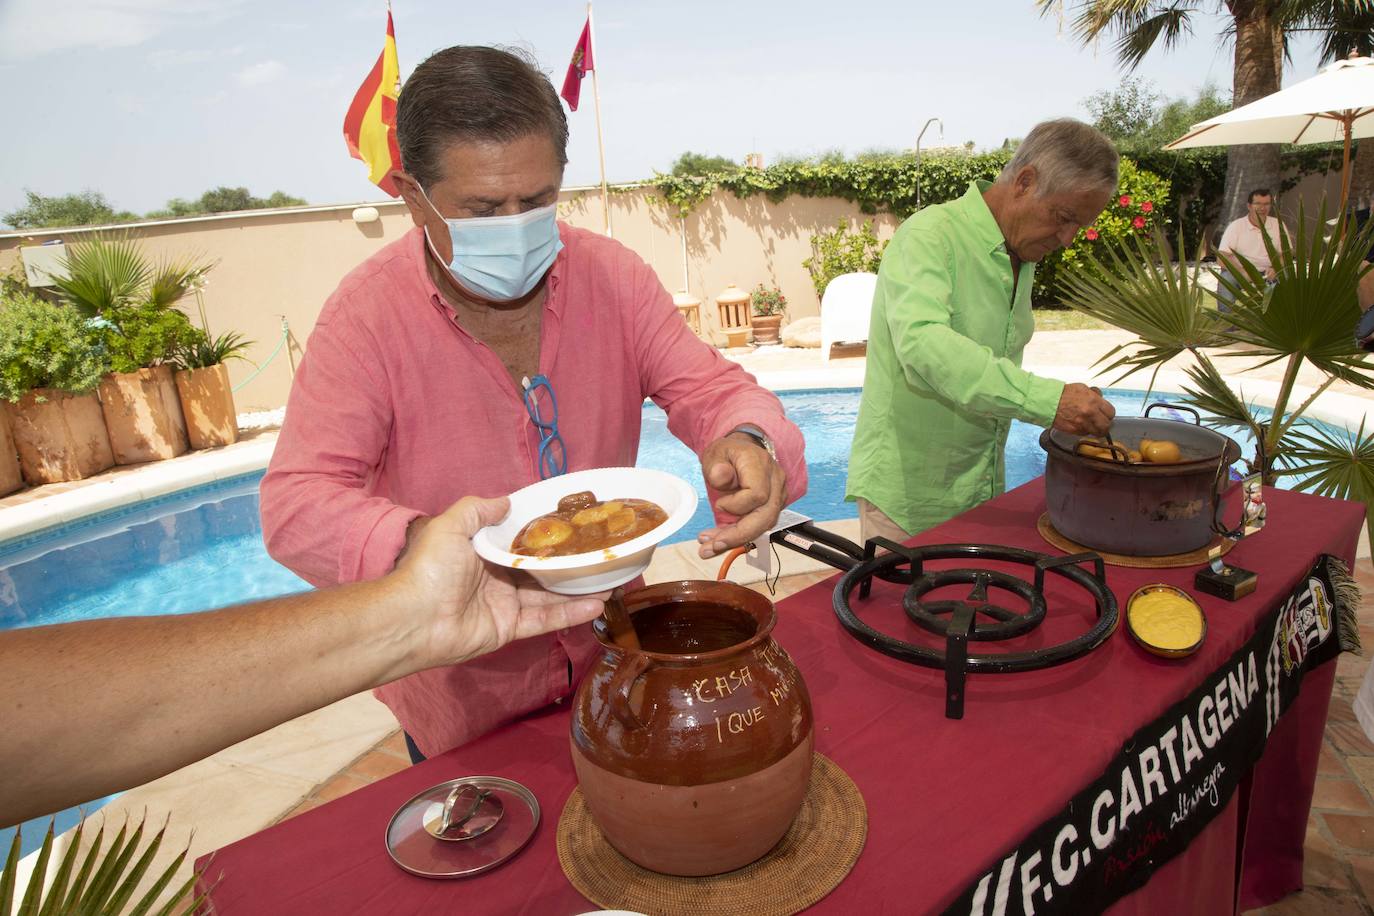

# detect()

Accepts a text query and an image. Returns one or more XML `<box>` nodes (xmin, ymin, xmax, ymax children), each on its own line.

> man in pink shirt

<box><xmin>260</xmin><ymin>46</ymin><xmax>807</xmax><ymax>760</ymax></box>
<box><xmin>1215</xmin><ymin>188</ymin><xmax>1286</xmax><ymax>310</ymax></box>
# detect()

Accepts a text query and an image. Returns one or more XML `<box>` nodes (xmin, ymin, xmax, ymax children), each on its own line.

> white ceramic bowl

<box><xmin>472</xmin><ymin>467</ymin><xmax>699</xmax><ymax>595</ymax></box>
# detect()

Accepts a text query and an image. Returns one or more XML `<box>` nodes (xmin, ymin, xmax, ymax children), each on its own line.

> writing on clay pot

<box><xmin>570</xmin><ymin>580</ymin><xmax>814</xmax><ymax>876</ymax></box>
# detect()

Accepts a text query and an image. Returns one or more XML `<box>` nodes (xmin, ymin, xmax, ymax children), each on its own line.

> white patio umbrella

<box><xmin>1166</xmin><ymin>54</ymin><xmax>1374</xmax><ymax>210</ymax></box>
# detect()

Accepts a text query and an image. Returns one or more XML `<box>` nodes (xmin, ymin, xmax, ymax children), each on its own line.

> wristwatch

<box><xmin>730</xmin><ymin>424</ymin><xmax>776</xmax><ymax>461</ymax></box>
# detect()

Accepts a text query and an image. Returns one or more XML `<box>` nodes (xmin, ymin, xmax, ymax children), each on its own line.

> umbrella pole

<box><xmin>1341</xmin><ymin>118</ymin><xmax>1353</xmax><ymax>216</ymax></box>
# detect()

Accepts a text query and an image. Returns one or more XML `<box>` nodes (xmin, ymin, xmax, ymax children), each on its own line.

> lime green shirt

<box><xmin>845</xmin><ymin>181</ymin><xmax>1065</xmax><ymax>535</ymax></box>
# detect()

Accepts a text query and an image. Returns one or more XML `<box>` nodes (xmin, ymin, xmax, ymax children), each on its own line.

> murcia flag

<box><xmin>343</xmin><ymin>10</ymin><xmax>402</xmax><ymax>196</ymax></box>
<box><xmin>559</xmin><ymin>16</ymin><xmax>594</xmax><ymax>111</ymax></box>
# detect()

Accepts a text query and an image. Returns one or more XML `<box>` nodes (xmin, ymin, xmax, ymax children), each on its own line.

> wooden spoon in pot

<box><xmin>602</xmin><ymin>586</ymin><xmax>641</xmax><ymax>651</ymax></box>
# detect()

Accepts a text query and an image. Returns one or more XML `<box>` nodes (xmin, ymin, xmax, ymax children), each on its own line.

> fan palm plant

<box><xmin>1</xmin><ymin>814</ymin><xmax>209</xmax><ymax>915</ymax></box>
<box><xmin>46</xmin><ymin>235</ymin><xmax>213</xmax><ymax>320</ymax></box>
<box><xmin>1056</xmin><ymin>202</ymin><xmax>1374</xmax><ymax>544</ymax></box>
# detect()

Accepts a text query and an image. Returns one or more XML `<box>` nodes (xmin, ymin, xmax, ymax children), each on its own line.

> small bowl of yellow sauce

<box><xmin>1126</xmin><ymin>584</ymin><xmax>1207</xmax><ymax>658</ymax></box>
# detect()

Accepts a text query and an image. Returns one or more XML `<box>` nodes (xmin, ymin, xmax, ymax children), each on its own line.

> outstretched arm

<box><xmin>0</xmin><ymin>496</ymin><xmax>603</xmax><ymax>828</ymax></box>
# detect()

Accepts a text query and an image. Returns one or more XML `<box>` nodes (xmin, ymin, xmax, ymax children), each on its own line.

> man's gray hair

<box><xmin>996</xmin><ymin>119</ymin><xmax>1119</xmax><ymax>197</ymax></box>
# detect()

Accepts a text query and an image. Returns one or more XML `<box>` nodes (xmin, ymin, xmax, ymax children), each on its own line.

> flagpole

<box><xmin>587</xmin><ymin>2</ymin><xmax>612</xmax><ymax>236</ymax></box>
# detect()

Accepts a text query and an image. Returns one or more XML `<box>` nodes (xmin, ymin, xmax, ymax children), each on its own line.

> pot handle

<box><xmin>1144</xmin><ymin>402</ymin><xmax>1202</xmax><ymax>425</ymax></box>
<box><xmin>608</xmin><ymin>653</ymin><xmax>652</xmax><ymax>731</ymax></box>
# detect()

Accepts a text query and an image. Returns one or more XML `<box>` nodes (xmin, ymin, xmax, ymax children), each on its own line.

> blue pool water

<box><xmin>0</xmin><ymin>386</ymin><xmax>1284</xmax><ymax>854</ymax></box>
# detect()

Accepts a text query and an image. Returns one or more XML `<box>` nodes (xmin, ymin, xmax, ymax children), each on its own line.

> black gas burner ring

<box><xmin>831</xmin><ymin>539</ymin><xmax>1119</xmax><ymax>719</ymax></box>
<box><xmin>903</xmin><ymin>568</ymin><xmax>1046</xmax><ymax>641</ymax></box>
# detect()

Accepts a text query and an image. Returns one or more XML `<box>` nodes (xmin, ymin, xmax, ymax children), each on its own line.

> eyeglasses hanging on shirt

<box><xmin>522</xmin><ymin>374</ymin><xmax>567</xmax><ymax>479</ymax></box>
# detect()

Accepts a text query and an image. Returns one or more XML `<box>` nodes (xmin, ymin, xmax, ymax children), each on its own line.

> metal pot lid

<box><xmin>385</xmin><ymin>776</ymin><xmax>540</xmax><ymax>879</ymax></box>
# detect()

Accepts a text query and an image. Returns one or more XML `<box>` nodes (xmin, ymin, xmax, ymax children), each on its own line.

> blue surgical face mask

<box><xmin>419</xmin><ymin>187</ymin><xmax>564</xmax><ymax>302</ymax></box>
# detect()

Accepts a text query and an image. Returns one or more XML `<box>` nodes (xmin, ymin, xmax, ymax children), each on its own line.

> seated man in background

<box><xmin>847</xmin><ymin>118</ymin><xmax>1118</xmax><ymax>543</ymax></box>
<box><xmin>1215</xmin><ymin>188</ymin><xmax>1286</xmax><ymax>309</ymax></box>
<box><xmin>259</xmin><ymin>46</ymin><xmax>807</xmax><ymax>762</ymax></box>
<box><xmin>0</xmin><ymin>495</ymin><xmax>603</xmax><ymax>828</ymax></box>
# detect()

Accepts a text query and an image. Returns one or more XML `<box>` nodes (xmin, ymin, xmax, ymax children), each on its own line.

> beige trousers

<box><xmin>857</xmin><ymin>498</ymin><xmax>914</xmax><ymax>547</ymax></box>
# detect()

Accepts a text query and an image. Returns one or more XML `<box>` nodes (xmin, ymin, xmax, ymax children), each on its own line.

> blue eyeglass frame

<box><xmin>522</xmin><ymin>374</ymin><xmax>567</xmax><ymax>479</ymax></box>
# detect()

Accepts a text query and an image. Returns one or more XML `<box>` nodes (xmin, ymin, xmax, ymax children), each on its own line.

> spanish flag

<box><xmin>343</xmin><ymin>10</ymin><xmax>401</xmax><ymax>197</ymax></box>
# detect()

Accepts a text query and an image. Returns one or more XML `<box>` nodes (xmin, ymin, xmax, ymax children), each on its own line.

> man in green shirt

<box><xmin>847</xmin><ymin>119</ymin><xmax>1119</xmax><ymax>542</ymax></box>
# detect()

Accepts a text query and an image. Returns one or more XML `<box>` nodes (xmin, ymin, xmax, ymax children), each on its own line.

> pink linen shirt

<box><xmin>1219</xmin><ymin>214</ymin><xmax>1284</xmax><ymax>273</ymax></box>
<box><xmin>259</xmin><ymin>224</ymin><xmax>807</xmax><ymax>756</ymax></box>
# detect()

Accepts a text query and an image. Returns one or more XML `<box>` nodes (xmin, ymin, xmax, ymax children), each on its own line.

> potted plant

<box><xmin>91</xmin><ymin>303</ymin><xmax>200</xmax><ymax>464</ymax></box>
<box><xmin>1056</xmin><ymin>203</ymin><xmax>1374</xmax><ymax>547</ymax></box>
<box><xmin>172</xmin><ymin>329</ymin><xmax>253</xmax><ymax>449</ymax></box>
<box><xmin>749</xmin><ymin>284</ymin><xmax>788</xmax><ymax>345</ymax></box>
<box><xmin>46</xmin><ymin>235</ymin><xmax>212</xmax><ymax>465</ymax></box>
<box><xmin>0</xmin><ymin>292</ymin><xmax>113</xmax><ymax>486</ymax></box>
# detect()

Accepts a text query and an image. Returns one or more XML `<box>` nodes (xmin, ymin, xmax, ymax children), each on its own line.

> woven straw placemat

<box><xmin>557</xmin><ymin>754</ymin><xmax>865</xmax><ymax>916</ymax></box>
<box><xmin>1037</xmin><ymin>513</ymin><xmax>1234</xmax><ymax>569</ymax></box>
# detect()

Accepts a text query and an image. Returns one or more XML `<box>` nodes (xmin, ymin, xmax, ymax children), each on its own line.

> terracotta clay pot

<box><xmin>570</xmin><ymin>580</ymin><xmax>814</xmax><ymax>876</ymax></box>
<box><xmin>751</xmin><ymin>314</ymin><xmax>783</xmax><ymax>345</ymax></box>
<box><xmin>0</xmin><ymin>409</ymin><xmax>23</xmax><ymax>495</ymax></box>
<box><xmin>175</xmin><ymin>363</ymin><xmax>239</xmax><ymax>449</ymax></box>
<box><xmin>98</xmin><ymin>365</ymin><xmax>189</xmax><ymax>465</ymax></box>
<box><xmin>3</xmin><ymin>389</ymin><xmax>115</xmax><ymax>485</ymax></box>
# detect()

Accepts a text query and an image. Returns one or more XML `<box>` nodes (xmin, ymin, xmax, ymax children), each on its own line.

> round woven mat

<box><xmin>1037</xmin><ymin>513</ymin><xmax>1233</xmax><ymax>569</ymax></box>
<box><xmin>557</xmin><ymin>754</ymin><xmax>865</xmax><ymax>916</ymax></box>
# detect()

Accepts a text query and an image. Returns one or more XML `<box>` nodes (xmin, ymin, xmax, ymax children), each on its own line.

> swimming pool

<box><xmin>0</xmin><ymin>386</ymin><xmax>1275</xmax><ymax>854</ymax></box>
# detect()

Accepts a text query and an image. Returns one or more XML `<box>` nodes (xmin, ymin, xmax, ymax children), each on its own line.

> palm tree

<box><xmin>1038</xmin><ymin>1</ymin><xmax>1371</xmax><ymax>224</ymax></box>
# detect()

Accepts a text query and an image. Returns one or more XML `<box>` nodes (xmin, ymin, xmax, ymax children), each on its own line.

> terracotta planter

<box><xmin>175</xmin><ymin>363</ymin><xmax>239</xmax><ymax>449</ymax></box>
<box><xmin>570</xmin><ymin>580</ymin><xmax>814</xmax><ymax>876</ymax></box>
<box><xmin>3</xmin><ymin>389</ymin><xmax>115</xmax><ymax>485</ymax></box>
<box><xmin>751</xmin><ymin>314</ymin><xmax>784</xmax><ymax>344</ymax></box>
<box><xmin>98</xmin><ymin>365</ymin><xmax>189</xmax><ymax>465</ymax></box>
<box><xmin>0</xmin><ymin>410</ymin><xmax>23</xmax><ymax>495</ymax></box>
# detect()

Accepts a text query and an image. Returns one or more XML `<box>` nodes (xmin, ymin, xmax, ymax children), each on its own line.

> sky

<box><xmin>0</xmin><ymin>0</ymin><xmax>1333</xmax><ymax>220</ymax></box>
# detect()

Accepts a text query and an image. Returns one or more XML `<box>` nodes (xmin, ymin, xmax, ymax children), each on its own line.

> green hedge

<box><xmin>650</xmin><ymin>144</ymin><xmax>1337</xmax><ymax>304</ymax></box>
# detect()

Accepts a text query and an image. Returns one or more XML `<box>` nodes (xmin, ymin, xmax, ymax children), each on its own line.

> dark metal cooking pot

<box><xmin>1039</xmin><ymin>404</ymin><xmax>1242</xmax><ymax>557</ymax></box>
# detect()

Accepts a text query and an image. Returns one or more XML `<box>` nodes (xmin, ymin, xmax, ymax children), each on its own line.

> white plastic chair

<box><xmin>819</xmin><ymin>272</ymin><xmax>878</xmax><ymax>360</ymax></box>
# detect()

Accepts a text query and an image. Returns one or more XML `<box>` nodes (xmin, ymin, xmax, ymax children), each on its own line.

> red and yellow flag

<box><xmin>559</xmin><ymin>16</ymin><xmax>594</xmax><ymax>112</ymax></box>
<box><xmin>343</xmin><ymin>10</ymin><xmax>401</xmax><ymax>197</ymax></box>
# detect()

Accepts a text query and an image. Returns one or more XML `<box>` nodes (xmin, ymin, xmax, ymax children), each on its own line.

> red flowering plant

<box><xmin>1036</xmin><ymin>157</ymin><xmax>1171</xmax><ymax>303</ymax></box>
<box><xmin>749</xmin><ymin>283</ymin><xmax>788</xmax><ymax>317</ymax></box>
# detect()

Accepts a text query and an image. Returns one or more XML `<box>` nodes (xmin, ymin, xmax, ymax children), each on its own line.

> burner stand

<box><xmin>834</xmin><ymin>539</ymin><xmax>1118</xmax><ymax>719</ymax></box>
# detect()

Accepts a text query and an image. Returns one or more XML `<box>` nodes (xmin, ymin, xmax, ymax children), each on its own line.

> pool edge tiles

<box><xmin>0</xmin><ymin>471</ymin><xmax>268</xmax><ymax>567</ymax></box>
<box><xmin>0</xmin><ymin>436</ymin><xmax>275</xmax><ymax>545</ymax></box>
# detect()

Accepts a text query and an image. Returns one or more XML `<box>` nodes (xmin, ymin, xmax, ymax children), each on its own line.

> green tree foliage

<box><xmin>1082</xmin><ymin>77</ymin><xmax>1162</xmax><ymax>143</ymax></box>
<box><xmin>1040</xmin><ymin>0</ymin><xmax>1371</xmax><ymax>224</ymax></box>
<box><xmin>147</xmin><ymin>186</ymin><xmax>307</xmax><ymax>218</ymax></box>
<box><xmin>2</xmin><ymin>186</ymin><xmax>308</xmax><ymax>229</ymax></box>
<box><xmin>2</xmin><ymin>190</ymin><xmax>138</xmax><ymax>229</ymax></box>
<box><xmin>1084</xmin><ymin>79</ymin><xmax>1231</xmax><ymax>152</ymax></box>
<box><xmin>669</xmin><ymin>152</ymin><xmax>739</xmax><ymax>177</ymax></box>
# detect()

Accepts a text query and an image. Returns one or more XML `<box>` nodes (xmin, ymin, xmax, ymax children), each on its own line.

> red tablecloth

<box><xmin>199</xmin><ymin>481</ymin><xmax>1363</xmax><ymax>915</ymax></box>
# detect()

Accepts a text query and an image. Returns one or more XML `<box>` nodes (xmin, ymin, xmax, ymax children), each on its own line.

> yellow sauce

<box><xmin>1129</xmin><ymin>591</ymin><xmax>1203</xmax><ymax>650</ymax></box>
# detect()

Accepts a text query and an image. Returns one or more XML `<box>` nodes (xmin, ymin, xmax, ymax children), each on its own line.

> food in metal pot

<box><xmin>512</xmin><ymin>490</ymin><xmax>668</xmax><ymax>557</ymax></box>
<box><xmin>1074</xmin><ymin>436</ymin><xmax>1182</xmax><ymax>464</ymax></box>
<box><xmin>1139</xmin><ymin>438</ymin><xmax>1182</xmax><ymax>464</ymax></box>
